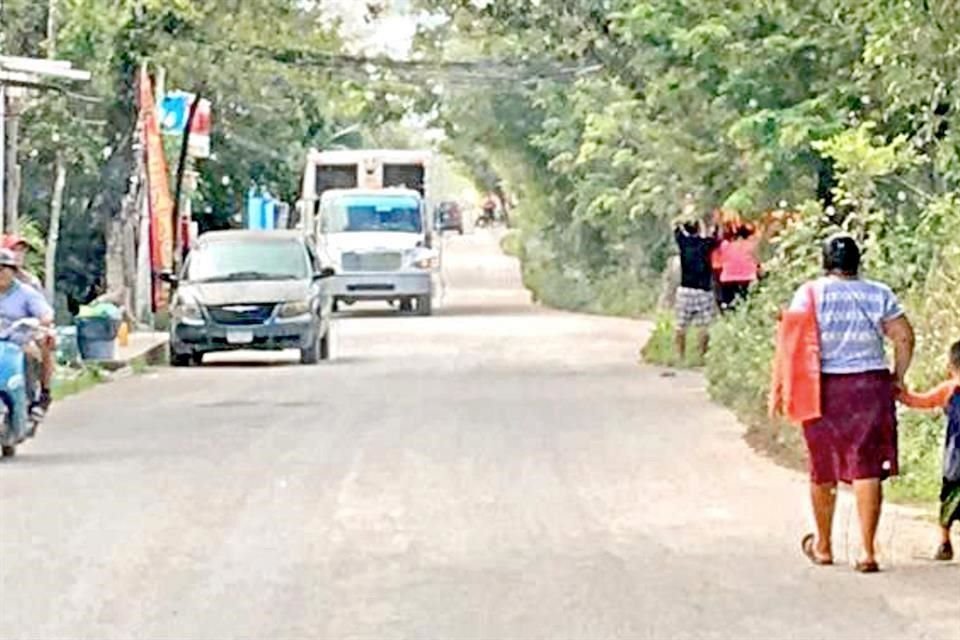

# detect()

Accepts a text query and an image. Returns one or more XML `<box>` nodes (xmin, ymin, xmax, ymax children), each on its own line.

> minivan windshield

<box><xmin>186</xmin><ymin>239</ymin><xmax>309</xmax><ymax>283</ymax></box>
<box><xmin>321</xmin><ymin>194</ymin><xmax>423</xmax><ymax>233</ymax></box>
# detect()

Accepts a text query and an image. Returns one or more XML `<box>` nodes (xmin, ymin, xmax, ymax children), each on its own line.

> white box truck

<box><xmin>298</xmin><ymin>150</ymin><xmax>438</xmax><ymax>315</ymax></box>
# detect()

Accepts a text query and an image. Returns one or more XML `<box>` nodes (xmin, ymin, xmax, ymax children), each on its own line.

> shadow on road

<box><xmin>334</xmin><ymin>308</ymin><xmax>414</xmax><ymax>319</ymax></box>
<box><xmin>335</xmin><ymin>303</ymin><xmax>539</xmax><ymax>319</ymax></box>
<box><xmin>434</xmin><ymin>304</ymin><xmax>541</xmax><ymax>317</ymax></box>
<box><xmin>198</xmin><ymin>358</ymin><xmax>299</xmax><ymax>369</ymax></box>
<box><xmin>0</xmin><ymin>448</ymin><xmax>171</xmax><ymax>468</ymax></box>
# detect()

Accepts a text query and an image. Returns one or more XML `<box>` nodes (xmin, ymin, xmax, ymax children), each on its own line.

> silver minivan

<box><xmin>165</xmin><ymin>231</ymin><xmax>334</xmax><ymax>366</ymax></box>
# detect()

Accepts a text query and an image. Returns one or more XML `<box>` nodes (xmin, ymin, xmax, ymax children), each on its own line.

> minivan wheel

<box><xmin>2</xmin><ymin>445</ymin><xmax>16</xmax><ymax>458</ymax></box>
<box><xmin>171</xmin><ymin>350</ymin><xmax>193</xmax><ymax>367</ymax></box>
<box><xmin>300</xmin><ymin>333</ymin><xmax>321</xmax><ymax>365</ymax></box>
<box><xmin>319</xmin><ymin>331</ymin><xmax>331</xmax><ymax>361</ymax></box>
<box><xmin>399</xmin><ymin>298</ymin><xmax>414</xmax><ymax>313</ymax></box>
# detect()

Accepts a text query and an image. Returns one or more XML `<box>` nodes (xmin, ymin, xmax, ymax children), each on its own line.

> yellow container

<box><xmin>117</xmin><ymin>321</ymin><xmax>130</xmax><ymax>347</ymax></box>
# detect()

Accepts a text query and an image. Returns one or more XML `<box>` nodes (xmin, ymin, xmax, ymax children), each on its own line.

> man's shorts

<box><xmin>675</xmin><ymin>286</ymin><xmax>716</xmax><ymax>328</ymax></box>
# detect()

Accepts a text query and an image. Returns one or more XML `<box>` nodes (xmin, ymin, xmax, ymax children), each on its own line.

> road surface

<box><xmin>2</xmin><ymin>231</ymin><xmax>958</xmax><ymax>639</ymax></box>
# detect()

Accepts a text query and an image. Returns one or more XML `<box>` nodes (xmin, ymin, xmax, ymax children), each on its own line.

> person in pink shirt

<box><xmin>716</xmin><ymin>224</ymin><xmax>760</xmax><ymax>311</ymax></box>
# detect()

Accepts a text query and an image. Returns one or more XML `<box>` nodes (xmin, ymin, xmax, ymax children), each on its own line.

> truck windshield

<box><xmin>186</xmin><ymin>240</ymin><xmax>309</xmax><ymax>283</ymax></box>
<box><xmin>322</xmin><ymin>195</ymin><xmax>423</xmax><ymax>233</ymax></box>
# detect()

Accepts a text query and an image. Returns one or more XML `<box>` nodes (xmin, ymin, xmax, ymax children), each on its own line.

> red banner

<box><xmin>138</xmin><ymin>68</ymin><xmax>174</xmax><ymax>312</ymax></box>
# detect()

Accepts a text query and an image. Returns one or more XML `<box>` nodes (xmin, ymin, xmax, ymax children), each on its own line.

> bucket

<box><xmin>76</xmin><ymin>317</ymin><xmax>119</xmax><ymax>361</ymax></box>
<box><xmin>56</xmin><ymin>327</ymin><xmax>80</xmax><ymax>365</ymax></box>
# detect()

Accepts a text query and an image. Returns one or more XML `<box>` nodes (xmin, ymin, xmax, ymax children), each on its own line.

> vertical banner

<box><xmin>138</xmin><ymin>68</ymin><xmax>175</xmax><ymax>312</ymax></box>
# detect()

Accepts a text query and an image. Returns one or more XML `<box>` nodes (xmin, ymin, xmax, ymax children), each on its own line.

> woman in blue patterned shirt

<box><xmin>791</xmin><ymin>235</ymin><xmax>916</xmax><ymax>573</ymax></box>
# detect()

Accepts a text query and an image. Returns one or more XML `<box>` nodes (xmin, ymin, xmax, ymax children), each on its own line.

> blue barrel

<box><xmin>76</xmin><ymin>317</ymin><xmax>119</xmax><ymax>361</ymax></box>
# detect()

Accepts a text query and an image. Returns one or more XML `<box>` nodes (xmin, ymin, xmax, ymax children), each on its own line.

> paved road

<box><xmin>2</xmin><ymin>232</ymin><xmax>958</xmax><ymax>640</ymax></box>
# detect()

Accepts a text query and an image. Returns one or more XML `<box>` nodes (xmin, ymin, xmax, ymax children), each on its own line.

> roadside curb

<box><xmin>98</xmin><ymin>335</ymin><xmax>170</xmax><ymax>373</ymax></box>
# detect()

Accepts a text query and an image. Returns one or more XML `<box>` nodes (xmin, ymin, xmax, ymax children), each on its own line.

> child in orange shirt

<box><xmin>900</xmin><ymin>339</ymin><xmax>960</xmax><ymax>561</ymax></box>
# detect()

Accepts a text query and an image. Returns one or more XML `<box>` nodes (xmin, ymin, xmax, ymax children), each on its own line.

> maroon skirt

<box><xmin>802</xmin><ymin>370</ymin><xmax>899</xmax><ymax>484</ymax></box>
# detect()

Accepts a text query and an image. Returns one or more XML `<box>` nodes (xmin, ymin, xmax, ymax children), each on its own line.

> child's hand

<box><xmin>893</xmin><ymin>383</ymin><xmax>910</xmax><ymax>402</ymax></box>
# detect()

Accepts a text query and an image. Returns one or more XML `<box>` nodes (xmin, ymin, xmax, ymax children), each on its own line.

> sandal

<box><xmin>801</xmin><ymin>533</ymin><xmax>833</xmax><ymax>566</ymax></box>
<box><xmin>854</xmin><ymin>560</ymin><xmax>880</xmax><ymax>573</ymax></box>
<box><xmin>934</xmin><ymin>542</ymin><xmax>954</xmax><ymax>562</ymax></box>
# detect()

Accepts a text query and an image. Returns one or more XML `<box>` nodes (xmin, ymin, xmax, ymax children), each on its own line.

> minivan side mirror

<box><xmin>314</xmin><ymin>267</ymin><xmax>336</xmax><ymax>281</ymax></box>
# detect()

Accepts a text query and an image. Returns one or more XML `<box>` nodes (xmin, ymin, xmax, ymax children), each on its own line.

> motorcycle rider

<box><xmin>2</xmin><ymin>235</ymin><xmax>46</xmax><ymax>297</ymax></box>
<box><xmin>0</xmin><ymin>249</ymin><xmax>55</xmax><ymax>420</ymax></box>
<box><xmin>3</xmin><ymin>236</ymin><xmax>55</xmax><ymax>416</ymax></box>
<box><xmin>479</xmin><ymin>196</ymin><xmax>497</xmax><ymax>226</ymax></box>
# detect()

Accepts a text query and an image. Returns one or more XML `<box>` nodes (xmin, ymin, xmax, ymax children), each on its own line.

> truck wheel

<box><xmin>399</xmin><ymin>298</ymin><xmax>414</xmax><ymax>313</ymax></box>
<box><xmin>416</xmin><ymin>295</ymin><xmax>433</xmax><ymax>316</ymax></box>
<box><xmin>2</xmin><ymin>445</ymin><xmax>15</xmax><ymax>458</ymax></box>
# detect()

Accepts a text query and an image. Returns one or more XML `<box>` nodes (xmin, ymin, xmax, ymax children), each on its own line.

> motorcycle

<box><xmin>475</xmin><ymin>209</ymin><xmax>498</xmax><ymax>228</ymax></box>
<box><xmin>0</xmin><ymin>318</ymin><xmax>46</xmax><ymax>458</ymax></box>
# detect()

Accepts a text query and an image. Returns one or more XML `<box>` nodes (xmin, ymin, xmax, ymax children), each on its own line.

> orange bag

<box><xmin>769</xmin><ymin>285</ymin><xmax>821</xmax><ymax>424</ymax></box>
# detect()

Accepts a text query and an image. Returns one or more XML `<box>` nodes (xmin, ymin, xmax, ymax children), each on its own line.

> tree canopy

<box><xmin>413</xmin><ymin>0</ymin><xmax>960</xmax><ymax>288</ymax></box>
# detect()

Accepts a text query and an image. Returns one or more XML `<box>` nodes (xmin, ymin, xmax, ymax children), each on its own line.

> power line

<box><xmin>225</xmin><ymin>43</ymin><xmax>601</xmax><ymax>86</ymax></box>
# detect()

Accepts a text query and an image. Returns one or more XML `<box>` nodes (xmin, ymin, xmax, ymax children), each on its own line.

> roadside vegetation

<box><xmin>417</xmin><ymin>1</ymin><xmax>960</xmax><ymax>504</ymax></box>
<box><xmin>51</xmin><ymin>365</ymin><xmax>104</xmax><ymax>402</ymax></box>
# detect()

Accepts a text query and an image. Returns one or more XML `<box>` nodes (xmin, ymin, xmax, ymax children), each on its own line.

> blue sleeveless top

<box><xmin>945</xmin><ymin>390</ymin><xmax>960</xmax><ymax>482</ymax></box>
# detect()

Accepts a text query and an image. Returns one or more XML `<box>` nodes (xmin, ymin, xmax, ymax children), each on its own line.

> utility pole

<box><xmin>0</xmin><ymin>0</ymin><xmax>6</xmax><ymax>234</ymax></box>
<box><xmin>0</xmin><ymin>78</ymin><xmax>5</xmax><ymax>237</ymax></box>
<box><xmin>2</xmin><ymin>96</ymin><xmax>19</xmax><ymax>233</ymax></box>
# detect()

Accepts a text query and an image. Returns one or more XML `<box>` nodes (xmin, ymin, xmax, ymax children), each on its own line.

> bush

<box><xmin>500</xmin><ymin>231</ymin><xmax>523</xmax><ymax>258</ymax></box>
<box><xmin>514</xmin><ymin>229</ymin><xmax>657</xmax><ymax>318</ymax></box>
<box><xmin>641</xmin><ymin>312</ymin><xmax>708</xmax><ymax>368</ymax></box>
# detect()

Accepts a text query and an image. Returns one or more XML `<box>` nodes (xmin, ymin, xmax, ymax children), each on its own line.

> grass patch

<box><xmin>130</xmin><ymin>357</ymin><xmax>150</xmax><ymax>375</ymax></box>
<box><xmin>51</xmin><ymin>365</ymin><xmax>105</xmax><ymax>401</ymax></box>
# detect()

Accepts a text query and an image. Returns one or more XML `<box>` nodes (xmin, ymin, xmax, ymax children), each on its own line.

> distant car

<box><xmin>165</xmin><ymin>230</ymin><xmax>335</xmax><ymax>366</ymax></box>
<box><xmin>435</xmin><ymin>201</ymin><xmax>464</xmax><ymax>235</ymax></box>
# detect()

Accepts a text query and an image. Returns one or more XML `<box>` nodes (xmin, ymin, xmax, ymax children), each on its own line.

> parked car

<box><xmin>434</xmin><ymin>201</ymin><xmax>464</xmax><ymax>235</ymax></box>
<box><xmin>165</xmin><ymin>230</ymin><xmax>334</xmax><ymax>366</ymax></box>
